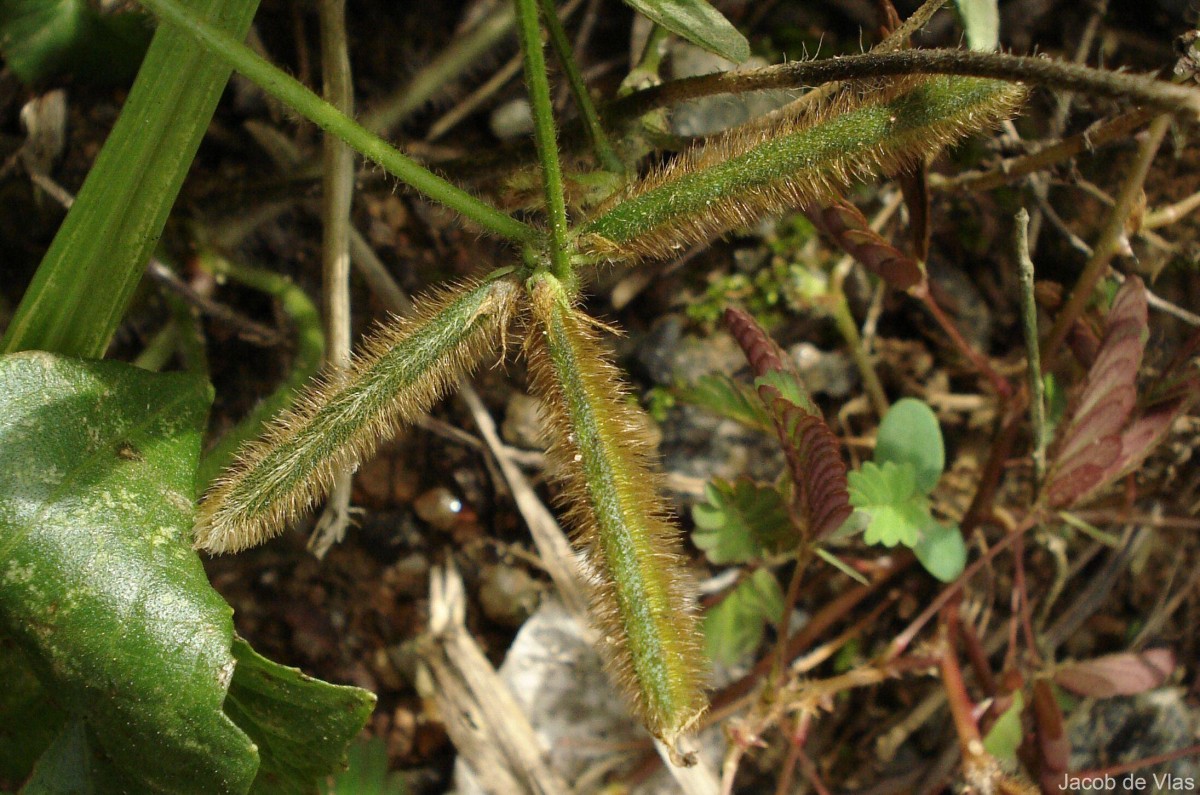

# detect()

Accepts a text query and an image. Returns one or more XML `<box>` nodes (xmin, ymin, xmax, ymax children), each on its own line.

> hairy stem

<box><xmin>538</xmin><ymin>0</ymin><xmax>623</xmax><ymax>172</ymax></box>
<box><xmin>514</xmin><ymin>0</ymin><xmax>573</xmax><ymax>279</ymax></box>
<box><xmin>607</xmin><ymin>49</ymin><xmax>1200</xmax><ymax>122</ymax></box>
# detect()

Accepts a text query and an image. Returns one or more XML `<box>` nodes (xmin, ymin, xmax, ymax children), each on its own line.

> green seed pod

<box><xmin>526</xmin><ymin>274</ymin><xmax>707</xmax><ymax>752</ymax></box>
<box><xmin>195</xmin><ymin>273</ymin><xmax>521</xmax><ymax>554</ymax></box>
<box><xmin>579</xmin><ymin>76</ymin><xmax>1026</xmax><ymax>261</ymax></box>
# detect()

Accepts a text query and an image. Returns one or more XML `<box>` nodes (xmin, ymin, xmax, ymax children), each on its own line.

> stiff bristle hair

<box><xmin>579</xmin><ymin>76</ymin><xmax>1026</xmax><ymax>261</ymax></box>
<box><xmin>195</xmin><ymin>275</ymin><xmax>521</xmax><ymax>554</ymax></box>
<box><xmin>525</xmin><ymin>274</ymin><xmax>707</xmax><ymax>750</ymax></box>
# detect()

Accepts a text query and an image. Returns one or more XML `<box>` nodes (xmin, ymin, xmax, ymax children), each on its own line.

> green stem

<box><xmin>538</xmin><ymin>0</ymin><xmax>623</xmax><ymax>172</ymax></box>
<box><xmin>829</xmin><ymin>285</ymin><xmax>889</xmax><ymax>418</ymax></box>
<box><xmin>135</xmin><ymin>0</ymin><xmax>537</xmax><ymax>246</ymax></box>
<box><xmin>1013</xmin><ymin>209</ymin><xmax>1046</xmax><ymax>483</ymax></box>
<box><xmin>513</xmin><ymin>0</ymin><xmax>572</xmax><ymax>279</ymax></box>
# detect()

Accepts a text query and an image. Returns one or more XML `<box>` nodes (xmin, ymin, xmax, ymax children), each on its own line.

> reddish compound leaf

<box><xmin>802</xmin><ymin>197</ymin><xmax>923</xmax><ymax>291</ymax></box>
<box><xmin>1029</xmin><ymin>679</ymin><xmax>1070</xmax><ymax>793</ymax></box>
<box><xmin>723</xmin><ymin>305</ymin><xmax>787</xmax><ymax>378</ymax></box>
<box><xmin>723</xmin><ymin>308</ymin><xmax>852</xmax><ymax>539</ymax></box>
<box><xmin>1046</xmin><ymin>278</ymin><xmax>1148</xmax><ymax>508</ymax></box>
<box><xmin>1053</xmin><ymin>649</ymin><xmax>1176</xmax><ymax>698</ymax></box>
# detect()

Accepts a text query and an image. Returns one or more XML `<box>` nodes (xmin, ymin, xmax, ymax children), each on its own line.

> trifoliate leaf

<box><xmin>875</xmin><ymin>398</ymin><xmax>944</xmax><ymax>494</ymax></box>
<box><xmin>703</xmin><ymin>569</ymin><xmax>784</xmax><ymax>664</ymax></box>
<box><xmin>913</xmin><ymin>521</ymin><xmax>967</xmax><ymax>582</ymax></box>
<box><xmin>848</xmin><ymin>461</ymin><xmax>928</xmax><ymax>547</ymax></box>
<box><xmin>692</xmin><ymin>479</ymin><xmax>792</xmax><ymax>564</ymax></box>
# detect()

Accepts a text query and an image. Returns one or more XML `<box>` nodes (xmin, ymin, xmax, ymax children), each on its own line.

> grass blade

<box><xmin>1</xmin><ymin>0</ymin><xmax>262</xmax><ymax>358</ymax></box>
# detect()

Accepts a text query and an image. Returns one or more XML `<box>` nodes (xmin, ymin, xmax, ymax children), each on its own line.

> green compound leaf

<box><xmin>225</xmin><ymin>638</ymin><xmax>376</xmax><ymax>795</ymax></box>
<box><xmin>848</xmin><ymin>461</ymin><xmax>927</xmax><ymax>548</ymax></box>
<box><xmin>692</xmin><ymin>479</ymin><xmax>792</xmax><ymax>564</ymax></box>
<box><xmin>874</xmin><ymin>398</ymin><xmax>945</xmax><ymax>494</ymax></box>
<box><xmin>704</xmin><ymin>569</ymin><xmax>784</xmax><ymax>665</ymax></box>
<box><xmin>621</xmin><ymin>0</ymin><xmax>750</xmax><ymax>64</ymax></box>
<box><xmin>674</xmin><ymin>373</ymin><xmax>773</xmax><ymax>433</ymax></box>
<box><xmin>0</xmin><ymin>352</ymin><xmax>257</xmax><ymax>793</ymax></box>
<box><xmin>912</xmin><ymin>521</ymin><xmax>967</xmax><ymax>583</ymax></box>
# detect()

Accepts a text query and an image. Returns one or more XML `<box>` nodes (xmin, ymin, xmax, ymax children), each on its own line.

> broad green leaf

<box><xmin>21</xmin><ymin>719</ymin><xmax>143</xmax><ymax>794</ymax></box>
<box><xmin>848</xmin><ymin>461</ymin><xmax>927</xmax><ymax>547</ymax></box>
<box><xmin>1</xmin><ymin>0</ymin><xmax>262</xmax><ymax>358</ymax></box>
<box><xmin>319</xmin><ymin>738</ymin><xmax>407</xmax><ymax>795</ymax></box>
<box><xmin>703</xmin><ymin>569</ymin><xmax>784</xmax><ymax>664</ymax></box>
<box><xmin>622</xmin><ymin>0</ymin><xmax>750</xmax><ymax>63</ymax></box>
<box><xmin>983</xmin><ymin>690</ymin><xmax>1025</xmax><ymax>763</ymax></box>
<box><xmin>912</xmin><ymin>522</ymin><xmax>967</xmax><ymax>583</ymax></box>
<box><xmin>0</xmin><ymin>0</ymin><xmax>151</xmax><ymax>85</ymax></box>
<box><xmin>225</xmin><ymin>638</ymin><xmax>376</xmax><ymax>795</ymax></box>
<box><xmin>874</xmin><ymin>398</ymin><xmax>944</xmax><ymax>494</ymax></box>
<box><xmin>954</xmin><ymin>0</ymin><xmax>1000</xmax><ymax>52</ymax></box>
<box><xmin>692</xmin><ymin>479</ymin><xmax>792</xmax><ymax>564</ymax></box>
<box><xmin>0</xmin><ymin>353</ymin><xmax>258</xmax><ymax>793</ymax></box>
<box><xmin>674</xmin><ymin>373</ymin><xmax>773</xmax><ymax>432</ymax></box>
<box><xmin>0</xmin><ymin>641</ymin><xmax>66</xmax><ymax>782</ymax></box>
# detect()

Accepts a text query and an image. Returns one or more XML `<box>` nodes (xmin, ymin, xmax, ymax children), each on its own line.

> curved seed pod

<box><xmin>526</xmin><ymin>274</ymin><xmax>707</xmax><ymax>751</ymax></box>
<box><xmin>580</xmin><ymin>76</ymin><xmax>1026</xmax><ymax>261</ymax></box>
<box><xmin>195</xmin><ymin>273</ymin><xmax>521</xmax><ymax>553</ymax></box>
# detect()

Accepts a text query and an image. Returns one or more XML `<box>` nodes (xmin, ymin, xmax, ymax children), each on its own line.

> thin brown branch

<box><xmin>608</xmin><ymin>50</ymin><xmax>1200</xmax><ymax>123</ymax></box>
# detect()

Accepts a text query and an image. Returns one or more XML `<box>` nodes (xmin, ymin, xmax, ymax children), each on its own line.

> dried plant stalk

<box><xmin>195</xmin><ymin>273</ymin><xmax>521</xmax><ymax>553</ymax></box>
<box><xmin>580</xmin><ymin>76</ymin><xmax>1025</xmax><ymax>261</ymax></box>
<box><xmin>526</xmin><ymin>274</ymin><xmax>707</xmax><ymax>753</ymax></box>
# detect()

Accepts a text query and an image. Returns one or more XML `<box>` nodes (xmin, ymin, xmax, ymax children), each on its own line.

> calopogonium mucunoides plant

<box><xmin>149</xmin><ymin>0</ymin><xmax>1039</xmax><ymax>755</ymax></box>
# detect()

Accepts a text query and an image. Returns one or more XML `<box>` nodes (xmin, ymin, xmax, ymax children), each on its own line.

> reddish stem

<box><xmin>911</xmin><ymin>279</ymin><xmax>1013</xmax><ymax>399</ymax></box>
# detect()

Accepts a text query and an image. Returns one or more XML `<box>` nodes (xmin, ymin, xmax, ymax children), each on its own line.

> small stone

<box><xmin>788</xmin><ymin>342</ymin><xmax>857</xmax><ymax>399</ymax></box>
<box><xmin>501</xmin><ymin>392</ymin><xmax>546</xmax><ymax>450</ymax></box>
<box><xmin>478</xmin><ymin>563</ymin><xmax>541</xmax><ymax>627</ymax></box>
<box><xmin>490</xmin><ymin>98</ymin><xmax>533</xmax><ymax>140</ymax></box>
<box><xmin>413</xmin><ymin>487</ymin><xmax>465</xmax><ymax>532</ymax></box>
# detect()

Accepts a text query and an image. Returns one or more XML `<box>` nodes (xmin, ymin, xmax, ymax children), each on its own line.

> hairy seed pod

<box><xmin>579</xmin><ymin>76</ymin><xmax>1026</xmax><ymax>261</ymax></box>
<box><xmin>195</xmin><ymin>274</ymin><xmax>521</xmax><ymax>554</ymax></box>
<box><xmin>526</xmin><ymin>274</ymin><xmax>707</xmax><ymax>752</ymax></box>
